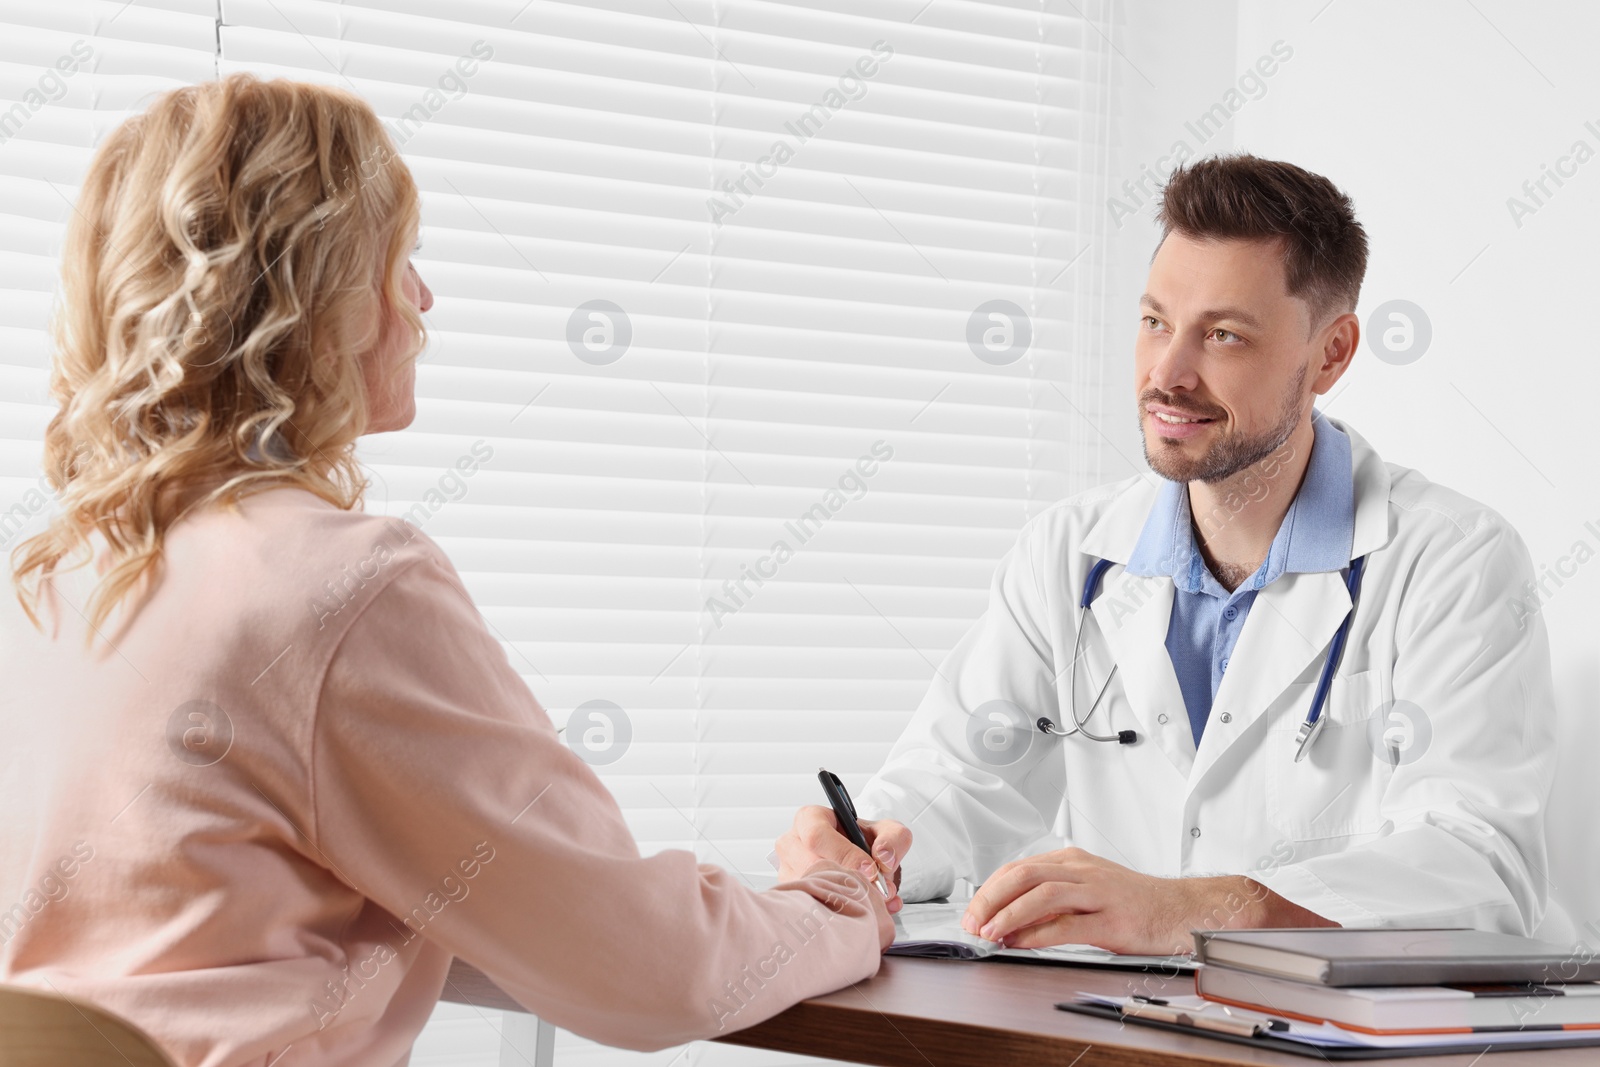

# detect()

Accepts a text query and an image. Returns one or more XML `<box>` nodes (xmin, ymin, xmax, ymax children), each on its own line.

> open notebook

<box><xmin>888</xmin><ymin>901</ymin><xmax>1197</xmax><ymax>972</ymax></box>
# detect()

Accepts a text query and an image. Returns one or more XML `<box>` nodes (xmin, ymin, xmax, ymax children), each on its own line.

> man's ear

<box><xmin>1312</xmin><ymin>311</ymin><xmax>1360</xmax><ymax>394</ymax></box>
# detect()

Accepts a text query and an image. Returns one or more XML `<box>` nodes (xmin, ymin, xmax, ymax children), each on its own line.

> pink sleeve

<box><xmin>310</xmin><ymin>551</ymin><xmax>883</xmax><ymax>1050</ymax></box>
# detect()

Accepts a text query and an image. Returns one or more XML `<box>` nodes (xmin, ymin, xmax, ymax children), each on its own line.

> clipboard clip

<box><xmin>1123</xmin><ymin>998</ymin><xmax>1288</xmax><ymax>1038</ymax></box>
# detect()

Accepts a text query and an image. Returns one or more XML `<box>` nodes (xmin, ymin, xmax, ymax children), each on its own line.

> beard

<box><xmin>1140</xmin><ymin>363</ymin><xmax>1307</xmax><ymax>485</ymax></box>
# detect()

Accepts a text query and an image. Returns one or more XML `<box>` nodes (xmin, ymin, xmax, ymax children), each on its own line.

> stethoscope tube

<box><xmin>1038</xmin><ymin>554</ymin><xmax>1368</xmax><ymax>760</ymax></box>
<box><xmin>1039</xmin><ymin>557</ymin><xmax>1138</xmax><ymax>745</ymax></box>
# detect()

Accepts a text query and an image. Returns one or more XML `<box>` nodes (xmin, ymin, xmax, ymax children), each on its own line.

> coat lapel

<box><xmin>1185</xmin><ymin>416</ymin><xmax>1394</xmax><ymax>789</ymax></box>
<box><xmin>1079</xmin><ymin>473</ymin><xmax>1195</xmax><ymax>776</ymax></box>
<box><xmin>1087</xmin><ymin>577</ymin><xmax>1195</xmax><ymax>777</ymax></box>
<box><xmin>1185</xmin><ymin>569</ymin><xmax>1351</xmax><ymax>787</ymax></box>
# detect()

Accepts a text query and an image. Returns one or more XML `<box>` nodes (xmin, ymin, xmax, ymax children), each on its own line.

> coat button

<box><xmin>1190</xmin><ymin>826</ymin><xmax>1201</xmax><ymax>838</ymax></box>
<box><xmin>1220</xmin><ymin>712</ymin><xmax>1232</xmax><ymax>724</ymax></box>
<box><xmin>1157</xmin><ymin>713</ymin><xmax>1169</xmax><ymax>724</ymax></box>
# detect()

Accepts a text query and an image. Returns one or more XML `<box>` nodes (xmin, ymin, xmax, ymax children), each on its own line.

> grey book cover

<box><xmin>1194</xmin><ymin>928</ymin><xmax>1600</xmax><ymax>987</ymax></box>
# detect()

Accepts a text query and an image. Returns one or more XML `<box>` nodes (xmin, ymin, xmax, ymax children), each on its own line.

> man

<box><xmin>775</xmin><ymin>154</ymin><xmax>1556</xmax><ymax>955</ymax></box>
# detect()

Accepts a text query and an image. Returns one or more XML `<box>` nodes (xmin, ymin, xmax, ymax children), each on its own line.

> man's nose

<box><xmin>1146</xmin><ymin>332</ymin><xmax>1202</xmax><ymax>392</ymax></box>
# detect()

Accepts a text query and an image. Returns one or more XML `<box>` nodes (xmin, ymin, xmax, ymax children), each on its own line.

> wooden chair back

<box><xmin>0</xmin><ymin>983</ymin><xmax>176</xmax><ymax>1067</ymax></box>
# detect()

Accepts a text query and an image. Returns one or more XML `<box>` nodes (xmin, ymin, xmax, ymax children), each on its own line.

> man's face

<box><xmin>1134</xmin><ymin>232</ymin><xmax>1326</xmax><ymax>484</ymax></box>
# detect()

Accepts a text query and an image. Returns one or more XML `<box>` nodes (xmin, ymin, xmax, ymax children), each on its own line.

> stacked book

<box><xmin>1193</xmin><ymin>928</ymin><xmax>1600</xmax><ymax>1041</ymax></box>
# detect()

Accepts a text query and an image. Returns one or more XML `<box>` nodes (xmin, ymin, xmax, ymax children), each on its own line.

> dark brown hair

<box><xmin>1156</xmin><ymin>153</ymin><xmax>1368</xmax><ymax>328</ymax></box>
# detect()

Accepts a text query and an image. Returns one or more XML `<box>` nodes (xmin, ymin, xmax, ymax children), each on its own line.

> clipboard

<box><xmin>1056</xmin><ymin>1000</ymin><xmax>1600</xmax><ymax>1059</ymax></box>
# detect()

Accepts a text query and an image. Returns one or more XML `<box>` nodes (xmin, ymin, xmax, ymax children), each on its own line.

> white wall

<box><xmin>1117</xmin><ymin>0</ymin><xmax>1599</xmax><ymax>940</ymax></box>
<box><xmin>1237</xmin><ymin>0</ymin><xmax>1600</xmax><ymax>943</ymax></box>
<box><xmin>1100</xmin><ymin>0</ymin><xmax>1240</xmax><ymax>475</ymax></box>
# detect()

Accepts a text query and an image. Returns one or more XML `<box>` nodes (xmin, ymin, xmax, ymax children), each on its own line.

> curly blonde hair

<box><xmin>12</xmin><ymin>73</ymin><xmax>423</xmax><ymax>634</ymax></box>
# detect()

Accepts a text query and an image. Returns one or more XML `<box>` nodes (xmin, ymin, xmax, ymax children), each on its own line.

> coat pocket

<box><xmin>1264</xmin><ymin>669</ymin><xmax>1389</xmax><ymax>840</ymax></box>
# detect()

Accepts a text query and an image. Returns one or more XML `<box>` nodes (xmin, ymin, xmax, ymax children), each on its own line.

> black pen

<box><xmin>817</xmin><ymin>768</ymin><xmax>893</xmax><ymax>898</ymax></box>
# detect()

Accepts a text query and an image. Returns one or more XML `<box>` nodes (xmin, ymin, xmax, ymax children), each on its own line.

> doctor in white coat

<box><xmin>776</xmin><ymin>154</ymin><xmax>1556</xmax><ymax>955</ymax></box>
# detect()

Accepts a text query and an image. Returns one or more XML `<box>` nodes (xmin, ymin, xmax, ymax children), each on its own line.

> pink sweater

<box><xmin>0</xmin><ymin>487</ymin><xmax>883</xmax><ymax>1066</ymax></box>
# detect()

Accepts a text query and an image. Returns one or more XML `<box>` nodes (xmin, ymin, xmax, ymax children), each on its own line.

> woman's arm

<box><xmin>310</xmin><ymin>549</ymin><xmax>888</xmax><ymax>1050</ymax></box>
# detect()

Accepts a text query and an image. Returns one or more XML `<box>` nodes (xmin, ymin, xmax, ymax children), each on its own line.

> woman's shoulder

<box><xmin>186</xmin><ymin>484</ymin><xmax>435</xmax><ymax>546</ymax></box>
<box><xmin>242</xmin><ymin>485</ymin><xmax>442</xmax><ymax>548</ymax></box>
<box><xmin>168</xmin><ymin>484</ymin><xmax>456</xmax><ymax>616</ymax></box>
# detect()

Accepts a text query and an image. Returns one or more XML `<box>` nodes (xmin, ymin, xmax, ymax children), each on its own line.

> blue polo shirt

<box><xmin>1123</xmin><ymin>411</ymin><xmax>1355</xmax><ymax>746</ymax></box>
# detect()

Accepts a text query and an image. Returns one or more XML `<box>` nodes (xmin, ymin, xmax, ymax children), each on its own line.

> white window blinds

<box><xmin>4</xmin><ymin>0</ymin><xmax>1118</xmax><ymax>885</ymax></box>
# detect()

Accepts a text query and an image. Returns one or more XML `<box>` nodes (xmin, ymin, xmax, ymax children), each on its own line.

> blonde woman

<box><xmin>0</xmin><ymin>74</ymin><xmax>890</xmax><ymax>1066</ymax></box>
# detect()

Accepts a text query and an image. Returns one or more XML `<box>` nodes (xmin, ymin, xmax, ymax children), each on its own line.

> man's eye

<box><xmin>1211</xmin><ymin>329</ymin><xmax>1239</xmax><ymax>343</ymax></box>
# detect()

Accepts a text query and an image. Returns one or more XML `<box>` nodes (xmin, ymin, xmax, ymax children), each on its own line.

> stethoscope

<box><xmin>1036</xmin><ymin>554</ymin><xmax>1368</xmax><ymax>762</ymax></box>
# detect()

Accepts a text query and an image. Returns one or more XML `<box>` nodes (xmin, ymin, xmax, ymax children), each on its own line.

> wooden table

<box><xmin>442</xmin><ymin>955</ymin><xmax>1599</xmax><ymax>1066</ymax></box>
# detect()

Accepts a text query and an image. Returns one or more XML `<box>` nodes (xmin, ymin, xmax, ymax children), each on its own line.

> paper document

<box><xmin>888</xmin><ymin>902</ymin><xmax>1196</xmax><ymax>972</ymax></box>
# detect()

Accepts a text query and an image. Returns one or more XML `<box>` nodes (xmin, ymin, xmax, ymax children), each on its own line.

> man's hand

<box><xmin>962</xmin><ymin>846</ymin><xmax>1336</xmax><ymax>955</ymax></box>
<box><xmin>775</xmin><ymin>805</ymin><xmax>910</xmax><ymax>914</ymax></box>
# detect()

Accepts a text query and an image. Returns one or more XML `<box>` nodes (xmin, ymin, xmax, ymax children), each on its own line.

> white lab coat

<box><xmin>855</xmin><ymin>417</ymin><xmax>1556</xmax><ymax>935</ymax></box>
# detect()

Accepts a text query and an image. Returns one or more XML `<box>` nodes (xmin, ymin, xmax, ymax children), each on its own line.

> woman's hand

<box><xmin>775</xmin><ymin>805</ymin><xmax>910</xmax><ymax>914</ymax></box>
